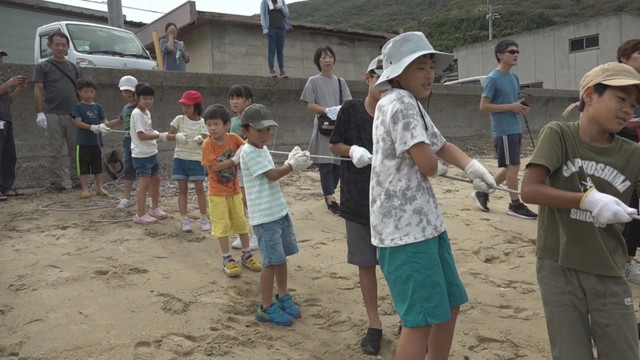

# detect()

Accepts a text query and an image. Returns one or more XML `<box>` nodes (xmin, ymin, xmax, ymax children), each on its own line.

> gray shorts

<box><xmin>346</xmin><ymin>220</ymin><xmax>377</xmax><ymax>267</ymax></box>
<box><xmin>536</xmin><ymin>258</ymin><xmax>639</xmax><ymax>359</ymax></box>
<box><xmin>493</xmin><ymin>134</ymin><xmax>521</xmax><ymax>168</ymax></box>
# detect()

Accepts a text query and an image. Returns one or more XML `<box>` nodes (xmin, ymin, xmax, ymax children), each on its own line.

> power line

<box><xmin>64</xmin><ymin>0</ymin><xmax>165</xmax><ymax>14</ymax></box>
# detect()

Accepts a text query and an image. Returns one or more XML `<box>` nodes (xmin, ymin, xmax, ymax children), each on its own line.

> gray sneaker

<box><xmin>181</xmin><ymin>218</ymin><xmax>192</xmax><ymax>232</ymax></box>
<box><xmin>625</xmin><ymin>260</ymin><xmax>640</xmax><ymax>285</ymax></box>
<box><xmin>200</xmin><ymin>217</ymin><xmax>211</xmax><ymax>232</ymax></box>
<box><xmin>473</xmin><ymin>191</ymin><xmax>490</xmax><ymax>212</ymax></box>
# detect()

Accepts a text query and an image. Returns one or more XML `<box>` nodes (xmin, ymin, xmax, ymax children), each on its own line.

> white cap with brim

<box><xmin>0</xmin><ymin>50</ymin><xmax>7</xmax><ymax>57</ymax></box>
<box><xmin>367</xmin><ymin>55</ymin><xmax>383</xmax><ymax>76</ymax></box>
<box><xmin>118</xmin><ymin>75</ymin><xmax>138</xmax><ymax>92</ymax></box>
<box><xmin>374</xmin><ymin>31</ymin><xmax>454</xmax><ymax>91</ymax></box>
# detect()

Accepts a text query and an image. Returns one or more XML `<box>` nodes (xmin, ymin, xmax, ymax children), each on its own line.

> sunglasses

<box><xmin>505</xmin><ymin>49</ymin><xmax>520</xmax><ymax>55</ymax></box>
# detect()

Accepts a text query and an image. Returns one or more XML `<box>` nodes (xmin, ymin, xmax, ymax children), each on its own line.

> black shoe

<box><xmin>473</xmin><ymin>191</ymin><xmax>490</xmax><ymax>212</ymax></box>
<box><xmin>360</xmin><ymin>328</ymin><xmax>382</xmax><ymax>355</ymax></box>
<box><xmin>327</xmin><ymin>201</ymin><xmax>340</xmax><ymax>215</ymax></box>
<box><xmin>507</xmin><ymin>201</ymin><xmax>538</xmax><ymax>220</ymax></box>
<box><xmin>49</xmin><ymin>182</ymin><xmax>66</xmax><ymax>192</ymax></box>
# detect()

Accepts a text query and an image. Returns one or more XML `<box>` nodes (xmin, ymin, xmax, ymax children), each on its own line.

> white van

<box><xmin>35</xmin><ymin>21</ymin><xmax>156</xmax><ymax>70</ymax></box>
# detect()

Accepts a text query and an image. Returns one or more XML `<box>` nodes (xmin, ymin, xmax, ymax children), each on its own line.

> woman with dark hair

<box><xmin>161</xmin><ymin>22</ymin><xmax>189</xmax><ymax>72</ymax></box>
<box><xmin>260</xmin><ymin>0</ymin><xmax>291</xmax><ymax>77</ymax></box>
<box><xmin>300</xmin><ymin>46</ymin><xmax>352</xmax><ymax>214</ymax></box>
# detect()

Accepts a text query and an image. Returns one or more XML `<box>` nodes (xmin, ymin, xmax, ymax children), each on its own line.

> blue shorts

<box><xmin>122</xmin><ymin>135</ymin><xmax>136</xmax><ymax>180</ymax></box>
<box><xmin>254</xmin><ymin>214</ymin><xmax>298</xmax><ymax>267</ymax></box>
<box><xmin>132</xmin><ymin>154</ymin><xmax>160</xmax><ymax>177</ymax></box>
<box><xmin>377</xmin><ymin>231</ymin><xmax>468</xmax><ymax>328</ymax></box>
<box><xmin>171</xmin><ymin>158</ymin><xmax>206</xmax><ymax>181</ymax></box>
<box><xmin>493</xmin><ymin>134</ymin><xmax>521</xmax><ymax>168</ymax></box>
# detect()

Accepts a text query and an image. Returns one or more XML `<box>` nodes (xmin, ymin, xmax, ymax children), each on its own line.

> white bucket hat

<box><xmin>374</xmin><ymin>32</ymin><xmax>454</xmax><ymax>91</ymax></box>
<box><xmin>118</xmin><ymin>75</ymin><xmax>138</xmax><ymax>91</ymax></box>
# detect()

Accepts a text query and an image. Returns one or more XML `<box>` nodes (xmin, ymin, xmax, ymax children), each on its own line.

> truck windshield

<box><xmin>66</xmin><ymin>24</ymin><xmax>149</xmax><ymax>59</ymax></box>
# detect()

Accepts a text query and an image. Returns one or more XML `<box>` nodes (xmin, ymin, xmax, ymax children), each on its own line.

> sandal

<box><xmin>360</xmin><ymin>328</ymin><xmax>382</xmax><ymax>355</ymax></box>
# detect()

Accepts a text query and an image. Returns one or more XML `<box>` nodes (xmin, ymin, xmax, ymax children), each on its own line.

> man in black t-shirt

<box><xmin>329</xmin><ymin>56</ymin><xmax>385</xmax><ymax>356</ymax></box>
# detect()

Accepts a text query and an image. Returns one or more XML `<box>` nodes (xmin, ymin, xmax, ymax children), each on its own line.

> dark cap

<box><xmin>0</xmin><ymin>49</ymin><xmax>7</xmax><ymax>57</ymax></box>
<box><xmin>240</xmin><ymin>104</ymin><xmax>279</xmax><ymax>129</ymax></box>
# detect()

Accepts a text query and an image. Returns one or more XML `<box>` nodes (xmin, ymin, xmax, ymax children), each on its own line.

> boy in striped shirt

<box><xmin>239</xmin><ymin>104</ymin><xmax>312</xmax><ymax>326</ymax></box>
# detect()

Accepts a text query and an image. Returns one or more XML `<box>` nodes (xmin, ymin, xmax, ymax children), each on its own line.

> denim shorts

<box><xmin>171</xmin><ymin>157</ymin><xmax>206</xmax><ymax>181</ymax></box>
<box><xmin>377</xmin><ymin>231</ymin><xmax>468</xmax><ymax>327</ymax></box>
<box><xmin>254</xmin><ymin>214</ymin><xmax>299</xmax><ymax>267</ymax></box>
<box><xmin>132</xmin><ymin>154</ymin><xmax>160</xmax><ymax>177</ymax></box>
<box><xmin>122</xmin><ymin>136</ymin><xmax>136</xmax><ymax>180</ymax></box>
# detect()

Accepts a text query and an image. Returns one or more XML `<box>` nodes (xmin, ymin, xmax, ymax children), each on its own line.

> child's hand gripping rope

<box><xmin>580</xmin><ymin>188</ymin><xmax>640</xmax><ymax>224</ymax></box>
<box><xmin>349</xmin><ymin>145</ymin><xmax>372</xmax><ymax>168</ymax></box>
<box><xmin>285</xmin><ymin>147</ymin><xmax>313</xmax><ymax>172</ymax></box>
<box><xmin>464</xmin><ymin>159</ymin><xmax>497</xmax><ymax>193</ymax></box>
<box><xmin>231</xmin><ymin>145</ymin><xmax>244</xmax><ymax>164</ymax></box>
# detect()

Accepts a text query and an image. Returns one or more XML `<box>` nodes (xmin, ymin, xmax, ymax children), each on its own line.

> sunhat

<box><xmin>374</xmin><ymin>31</ymin><xmax>454</xmax><ymax>91</ymax></box>
<box><xmin>240</xmin><ymin>104</ymin><xmax>279</xmax><ymax>129</ymax></box>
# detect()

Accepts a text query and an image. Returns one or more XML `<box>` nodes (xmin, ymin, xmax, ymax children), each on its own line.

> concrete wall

<box><xmin>3</xmin><ymin>64</ymin><xmax>577</xmax><ymax>187</ymax></box>
<box><xmin>455</xmin><ymin>13</ymin><xmax>640</xmax><ymax>90</ymax></box>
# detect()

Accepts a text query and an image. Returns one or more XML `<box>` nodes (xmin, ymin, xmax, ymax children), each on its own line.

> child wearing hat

<box><xmin>370</xmin><ymin>31</ymin><xmax>496</xmax><ymax>359</ymax></box>
<box><xmin>521</xmin><ymin>62</ymin><xmax>640</xmax><ymax>359</ymax></box>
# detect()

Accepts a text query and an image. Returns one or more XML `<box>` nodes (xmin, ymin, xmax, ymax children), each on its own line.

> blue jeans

<box><xmin>121</xmin><ymin>135</ymin><xmax>136</xmax><ymax>180</ymax></box>
<box><xmin>318</xmin><ymin>163</ymin><xmax>340</xmax><ymax>197</ymax></box>
<box><xmin>267</xmin><ymin>26</ymin><xmax>286</xmax><ymax>72</ymax></box>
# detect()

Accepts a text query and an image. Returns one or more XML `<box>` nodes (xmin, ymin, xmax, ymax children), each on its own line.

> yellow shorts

<box><xmin>208</xmin><ymin>193</ymin><xmax>249</xmax><ymax>238</ymax></box>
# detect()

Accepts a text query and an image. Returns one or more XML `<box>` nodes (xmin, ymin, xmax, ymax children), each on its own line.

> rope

<box><xmin>268</xmin><ymin>150</ymin><xmax>349</xmax><ymax>162</ymax></box>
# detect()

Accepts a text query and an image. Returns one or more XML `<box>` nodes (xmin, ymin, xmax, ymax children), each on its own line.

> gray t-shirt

<box><xmin>0</xmin><ymin>75</ymin><xmax>12</xmax><ymax>122</ymax></box>
<box><xmin>160</xmin><ymin>38</ymin><xmax>188</xmax><ymax>72</ymax></box>
<box><xmin>33</xmin><ymin>59</ymin><xmax>83</xmax><ymax>114</ymax></box>
<box><xmin>300</xmin><ymin>73</ymin><xmax>352</xmax><ymax>164</ymax></box>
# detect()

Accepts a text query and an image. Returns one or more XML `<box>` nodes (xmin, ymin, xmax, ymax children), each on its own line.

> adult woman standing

<box><xmin>300</xmin><ymin>46</ymin><xmax>352</xmax><ymax>214</ymax></box>
<box><xmin>260</xmin><ymin>0</ymin><xmax>291</xmax><ymax>78</ymax></box>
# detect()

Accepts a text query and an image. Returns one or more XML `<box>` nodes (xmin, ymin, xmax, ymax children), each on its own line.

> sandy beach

<box><xmin>2</xmin><ymin>154</ymin><xmax>640</xmax><ymax>360</ymax></box>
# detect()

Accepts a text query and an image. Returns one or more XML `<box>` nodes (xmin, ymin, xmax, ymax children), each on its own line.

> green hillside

<box><xmin>289</xmin><ymin>0</ymin><xmax>640</xmax><ymax>52</ymax></box>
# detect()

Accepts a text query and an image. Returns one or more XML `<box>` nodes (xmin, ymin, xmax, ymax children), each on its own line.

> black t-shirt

<box><xmin>330</xmin><ymin>98</ymin><xmax>373</xmax><ymax>226</ymax></box>
<box><xmin>268</xmin><ymin>0</ymin><xmax>285</xmax><ymax>28</ymax></box>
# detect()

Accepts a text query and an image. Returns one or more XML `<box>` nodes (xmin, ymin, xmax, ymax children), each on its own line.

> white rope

<box><xmin>267</xmin><ymin>150</ymin><xmax>349</xmax><ymax>162</ymax></box>
<box><xmin>440</xmin><ymin>174</ymin><xmax>520</xmax><ymax>195</ymax></box>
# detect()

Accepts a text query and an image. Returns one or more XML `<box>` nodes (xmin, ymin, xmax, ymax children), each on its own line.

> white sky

<box><xmin>45</xmin><ymin>0</ymin><xmax>307</xmax><ymax>23</ymax></box>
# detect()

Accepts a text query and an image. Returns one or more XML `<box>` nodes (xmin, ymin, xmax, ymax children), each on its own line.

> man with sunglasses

<box><xmin>475</xmin><ymin>39</ymin><xmax>537</xmax><ymax>220</ymax></box>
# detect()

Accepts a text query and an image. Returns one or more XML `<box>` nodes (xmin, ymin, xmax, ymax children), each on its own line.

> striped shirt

<box><xmin>240</xmin><ymin>144</ymin><xmax>288</xmax><ymax>226</ymax></box>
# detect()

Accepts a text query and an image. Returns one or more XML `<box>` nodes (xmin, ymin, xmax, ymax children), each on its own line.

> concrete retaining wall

<box><xmin>4</xmin><ymin>64</ymin><xmax>578</xmax><ymax>187</ymax></box>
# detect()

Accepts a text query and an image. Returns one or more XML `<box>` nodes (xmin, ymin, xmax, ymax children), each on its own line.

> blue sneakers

<box><xmin>256</xmin><ymin>303</ymin><xmax>293</xmax><ymax>326</ymax></box>
<box><xmin>275</xmin><ymin>293</ymin><xmax>301</xmax><ymax>318</ymax></box>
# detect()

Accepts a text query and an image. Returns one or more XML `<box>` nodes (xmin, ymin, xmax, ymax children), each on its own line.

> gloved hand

<box><xmin>349</xmin><ymin>145</ymin><xmax>372</xmax><ymax>168</ymax></box>
<box><xmin>158</xmin><ymin>132</ymin><xmax>169</xmax><ymax>142</ymax></box>
<box><xmin>580</xmin><ymin>188</ymin><xmax>637</xmax><ymax>224</ymax></box>
<box><xmin>98</xmin><ymin>124</ymin><xmax>111</xmax><ymax>134</ymax></box>
<box><xmin>464</xmin><ymin>159</ymin><xmax>496</xmax><ymax>193</ymax></box>
<box><xmin>193</xmin><ymin>135</ymin><xmax>204</xmax><ymax>144</ymax></box>
<box><xmin>286</xmin><ymin>146</ymin><xmax>303</xmax><ymax>163</ymax></box>
<box><xmin>287</xmin><ymin>152</ymin><xmax>313</xmax><ymax>172</ymax></box>
<box><xmin>324</xmin><ymin>106</ymin><xmax>341</xmax><ymax>121</ymax></box>
<box><xmin>231</xmin><ymin>145</ymin><xmax>244</xmax><ymax>164</ymax></box>
<box><xmin>262</xmin><ymin>28</ymin><xmax>269</xmax><ymax>36</ymax></box>
<box><xmin>89</xmin><ymin>125</ymin><xmax>101</xmax><ymax>134</ymax></box>
<box><xmin>36</xmin><ymin>112</ymin><xmax>47</xmax><ymax>128</ymax></box>
<box><xmin>175</xmin><ymin>132</ymin><xmax>188</xmax><ymax>144</ymax></box>
<box><xmin>432</xmin><ymin>161</ymin><xmax>448</xmax><ymax>177</ymax></box>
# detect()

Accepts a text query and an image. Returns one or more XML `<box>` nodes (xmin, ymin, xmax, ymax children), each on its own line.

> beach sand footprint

<box><xmin>158</xmin><ymin>293</ymin><xmax>191</xmax><ymax>315</ymax></box>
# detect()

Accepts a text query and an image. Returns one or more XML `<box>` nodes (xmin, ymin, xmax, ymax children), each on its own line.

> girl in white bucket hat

<box><xmin>369</xmin><ymin>31</ymin><xmax>497</xmax><ymax>359</ymax></box>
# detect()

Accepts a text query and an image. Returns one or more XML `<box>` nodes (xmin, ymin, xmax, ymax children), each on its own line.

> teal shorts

<box><xmin>377</xmin><ymin>231</ymin><xmax>468</xmax><ymax>327</ymax></box>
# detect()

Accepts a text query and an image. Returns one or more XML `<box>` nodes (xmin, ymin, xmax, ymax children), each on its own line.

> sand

<box><xmin>2</xmin><ymin>156</ymin><xmax>639</xmax><ymax>360</ymax></box>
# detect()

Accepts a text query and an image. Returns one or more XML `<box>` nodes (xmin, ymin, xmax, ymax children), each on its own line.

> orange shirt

<box><xmin>201</xmin><ymin>133</ymin><xmax>245</xmax><ymax>196</ymax></box>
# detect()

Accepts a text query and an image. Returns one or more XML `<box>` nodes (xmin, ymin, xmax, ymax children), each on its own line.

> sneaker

<box><xmin>275</xmin><ymin>293</ymin><xmax>301</xmax><ymax>318</ymax></box>
<box><xmin>222</xmin><ymin>257</ymin><xmax>242</xmax><ymax>277</ymax></box>
<box><xmin>200</xmin><ymin>217</ymin><xmax>211</xmax><ymax>232</ymax></box>
<box><xmin>181</xmin><ymin>218</ymin><xmax>192</xmax><ymax>233</ymax></box>
<box><xmin>327</xmin><ymin>201</ymin><xmax>340</xmax><ymax>215</ymax></box>
<box><xmin>507</xmin><ymin>202</ymin><xmax>538</xmax><ymax>220</ymax></box>
<box><xmin>249</xmin><ymin>234</ymin><xmax>259</xmax><ymax>251</ymax></box>
<box><xmin>473</xmin><ymin>191</ymin><xmax>490</xmax><ymax>212</ymax></box>
<box><xmin>269</xmin><ymin>71</ymin><xmax>277</xmax><ymax>78</ymax></box>
<box><xmin>360</xmin><ymin>328</ymin><xmax>382</xmax><ymax>355</ymax></box>
<box><xmin>148</xmin><ymin>207</ymin><xmax>168</xmax><ymax>220</ymax></box>
<box><xmin>133</xmin><ymin>213</ymin><xmax>159</xmax><ymax>225</ymax></box>
<box><xmin>96</xmin><ymin>188</ymin><xmax>109</xmax><ymax>197</ymax></box>
<box><xmin>230</xmin><ymin>235</ymin><xmax>242</xmax><ymax>249</ymax></box>
<box><xmin>231</xmin><ymin>235</ymin><xmax>260</xmax><ymax>251</ymax></box>
<box><xmin>80</xmin><ymin>190</ymin><xmax>92</xmax><ymax>199</ymax></box>
<box><xmin>625</xmin><ymin>260</ymin><xmax>640</xmax><ymax>284</ymax></box>
<box><xmin>116</xmin><ymin>198</ymin><xmax>131</xmax><ymax>209</ymax></box>
<box><xmin>50</xmin><ymin>182</ymin><xmax>66</xmax><ymax>192</ymax></box>
<box><xmin>256</xmin><ymin>303</ymin><xmax>293</xmax><ymax>326</ymax></box>
<box><xmin>241</xmin><ymin>252</ymin><xmax>262</xmax><ymax>272</ymax></box>
<box><xmin>279</xmin><ymin>71</ymin><xmax>288</xmax><ymax>78</ymax></box>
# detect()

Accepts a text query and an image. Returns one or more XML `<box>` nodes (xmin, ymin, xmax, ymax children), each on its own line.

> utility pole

<box><xmin>486</xmin><ymin>0</ymin><xmax>500</xmax><ymax>40</ymax></box>
<box><xmin>108</xmin><ymin>0</ymin><xmax>125</xmax><ymax>29</ymax></box>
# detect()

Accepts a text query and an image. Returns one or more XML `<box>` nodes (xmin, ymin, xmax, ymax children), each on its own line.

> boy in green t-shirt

<box><xmin>522</xmin><ymin>62</ymin><xmax>640</xmax><ymax>359</ymax></box>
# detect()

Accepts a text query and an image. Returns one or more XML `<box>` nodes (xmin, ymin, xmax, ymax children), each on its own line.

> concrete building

<box><xmin>135</xmin><ymin>1</ymin><xmax>392</xmax><ymax>81</ymax></box>
<box><xmin>0</xmin><ymin>0</ymin><xmax>145</xmax><ymax>64</ymax></box>
<box><xmin>454</xmin><ymin>13</ymin><xmax>640</xmax><ymax>90</ymax></box>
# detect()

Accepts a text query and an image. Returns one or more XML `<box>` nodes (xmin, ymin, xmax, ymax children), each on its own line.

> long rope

<box><xmin>267</xmin><ymin>150</ymin><xmax>348</xmax><ymax>162</ymax></box>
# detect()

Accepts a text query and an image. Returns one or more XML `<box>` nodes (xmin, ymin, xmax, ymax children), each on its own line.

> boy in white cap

<box><xmin>521</xmin><ymin>62</ymin><xmax>640</xmax><ymax>359</ymax></box>
<box><xmin>370</xmin><ymin>31</ymin><xmax>496</xmax><ymax>359</ymax></box>
<box><xmin>329</xmin><ymin>55</ymin><xmax>384</xmax><ymax>355</ymax></box>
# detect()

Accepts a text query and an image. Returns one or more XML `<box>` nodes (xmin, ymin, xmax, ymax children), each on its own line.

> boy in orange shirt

<box><xmin>201</xmin><ymin>104</ymin><xmax>262</xmax><ymax>277</ymax></box>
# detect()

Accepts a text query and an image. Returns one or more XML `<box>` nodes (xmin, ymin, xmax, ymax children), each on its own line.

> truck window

<box><xmin>66</xmin><ymin>24</ymin><xmax>149</xmax><ymax>59</ymax></box>
<box><xmin>38</xmin><ymin>28</ymin><xmax>61</xmax><ymax>59</ymax></box>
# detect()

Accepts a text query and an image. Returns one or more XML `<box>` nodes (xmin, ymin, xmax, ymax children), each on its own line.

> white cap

<box><xmin>118</xmin><ymin>75</ymin><xmax>138</xmax><ymax>91</ymax></box>
<box><xmin>367</xmin><ymin>55</ymin><xmax>383</xmax><ymax>76</ymax></box>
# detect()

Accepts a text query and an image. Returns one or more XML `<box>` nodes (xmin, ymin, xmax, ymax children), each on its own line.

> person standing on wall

<box><xmin>33</xmin><ymin>30</ymin><xmax>84</xmax><ymax>192</ymax></box>
<box><xmin>260</xmin><ymin>0</ymin><xmax>291</xmax><ymax>78</ymax></box>
<box><xmin>161</xmin><ymin>22</ymin><xmax>189</xmax><ymax>72</ymax></box>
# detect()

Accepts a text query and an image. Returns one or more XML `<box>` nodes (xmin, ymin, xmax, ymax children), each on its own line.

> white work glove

<box><xmin>175</xmin><ymin>132</ymin><xmax>188</xmax><ymax>144</ymax></box>
<box><xmin>231</xmin><ymin>145</ymin><xmax>244</xmax><ymax>164</ymax></box>
<box><xmin>349</xmin><ymin>145</ymin><xmax>372</xmax><ymax>168</ymax></box>
<box><xmin>89</xmin><ymin>125</ymin><xmax>102</xmax><ymax>134</ymax></box>
<box><xmin>158</xmin><ymin>132</ymin><xmax>168</xmax><ymax>142</ymax></box>
<box><xmin>36</xmin><ymin>112</ymin><xmax>47</xmax><ymax>128</ymax></box>
<box><xmin>324</xmin><ymin>106</ymin><xmax>341</xmax><ymax>121</ymax></box>
<box><xmin>98</xmin><ymin>124</ymin><xmax>111</xmax><ymax>134</ymax></box>
<box><xmin>464</xmin><ymin>159</ymin><xmax>496</xmax><ymax>193</ymax></box>
<box><xmin>432</xmin><ymin>161</ymin><xmax>448</xmax><ymax>177</ymax></box>
<box><xmin>580</xmin><ymin>188</ymin><xmax>638</xmax><ymax>224</ymax></box>
<box><xmin>287</xmin><ymin>152</ymin><xmax>313</xmax><ymax>172</ymax></box>
<box><xmin>262</xmin><ymin>28</ymin><xmax>269</xmax><ymax>36</ymax></box>
<box><xmin>193</xmin><ymin>135</ymin><xmax>204</xmax><ymax>144</ymax></box>
<box><xmin>285</xmin><ymin>146</ymin><xmax>303</xmax><ymax>163</ymax></box>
